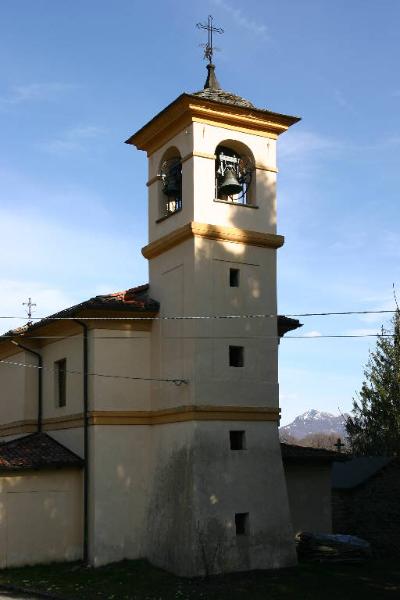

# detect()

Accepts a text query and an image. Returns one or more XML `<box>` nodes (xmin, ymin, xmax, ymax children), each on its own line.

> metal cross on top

<box><xmin>334</xmin><ymin>437</ymin><xmax>346</xmax><ymax>453</ymax></box>
<box><xmin>196</xmin><ymin>15</ymin><xmax>224</xmax><ymax>64</ymax></box>
<box><xmin>22</xmin><ymin>297</ymin><xmax>36</xmax><ymax>322</ymax></box>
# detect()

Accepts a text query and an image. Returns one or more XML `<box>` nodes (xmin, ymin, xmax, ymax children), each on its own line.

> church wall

<box><xmin>192</xmin><ymin>421</ymin><xmax>296</xmax><ymax>574</ymax></box>
<box><xmin>90</xmin><ymin>328</ymin><xmax>151</xmax><ymax>411</ymax></box>
<box><xmin>88</xmin><ymin>425</ymin><xmax>150</xmax><ymax>566</ymax></box>
<box><xmin>149</xmin><ymin>236</ymin><xmax>278</xmax><ymax>410</ymax></box>
<box><xmin>41</xmin><ymin>335</ymin><xmax>83</xmax><ymax>420</ymax></box>
<box><xmin>0</xmin><ymin>468</ymin><xmax>82</xmax><ymax>568</ymax></box>
<box><xmin>0</xmin><ymin>350</ymin><xmax>37</xmax><ymax>428</ymax></box>
<box><xmin>146</xmin><ymin>420</ymin><xmax>296</xmax><ymax>576</ymax></box>
<box><xmin>145</xmin><ymin>421</ymin><xmax>197</xmax><ymax>574</ymax></box>
<box><xmin>284</xmin><ymin>463</ymin><xmax>332</xmax><ymax>534</ymax></box>
<box><xmin>148</xmin><ymin>124</ymin><xmax>195</xmax><ymax>242</ymax></box>
<box><xmin>48</xmin><ymin>428</ymin><xmax>84</xmax><ymax>458</ymax></box>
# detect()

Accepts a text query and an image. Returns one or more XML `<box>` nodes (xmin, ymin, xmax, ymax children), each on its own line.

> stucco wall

<box><xmin>89</xmin><ymin>425</ymin><xmax>150</xmax><ymax>566</ymax></box>
<box><xmin>284</xmin><ymin>463</ymin><xmax>332</xmax><ymax>534</ymax></box>
<box><xmin>147</xmin><ymin>420</ymin><xmax>296</xmax><ymax>576</ymax></box>
<box><xmin>91</xmin><ymin>328</ymin><xmax>151</xmax><ymax>411</ymax></box>
<box><xmin>41</xmin><ymin>335</ymin><xmax>83</xmax><ymax>420</ymax></box>
<box><xmin>0</xmin><ymin>350</ymin><xmax>37</xmax><ymax>428</ymax></box>
<box><xmin>149</xmin><ymin>236</ymin><xmax>278</xmax><ymax>411</ymax></box>
<box><xmin>0</xmin><ymin>468</ymin><xmax>83</xmax><ymax>568</ymax></box>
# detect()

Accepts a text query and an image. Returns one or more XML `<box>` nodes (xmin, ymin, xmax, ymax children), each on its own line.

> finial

<box><xmin>196</xmin><ymin>15</ymin><xmax>224</xmax><ymax>64</ymax></box>
<box><xmin>204</xmin><ymin>63</ymin><xmax>221</xmax><ymax>90</ymax></box>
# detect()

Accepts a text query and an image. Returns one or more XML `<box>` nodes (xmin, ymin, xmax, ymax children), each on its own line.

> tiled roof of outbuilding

<box><xmin>332</xmin><ymin>456</ymin><xmax>394</xmax><ymax>490</ymax></box>
<box><xmin>0</xmin><ymin>433</ymin><xmax>83</xmax><ymax>472</ymax></box>
<box><xmin>281</xmin><ymin>442</ymin><xmax>347</xmax><ymax>463</ymax></box>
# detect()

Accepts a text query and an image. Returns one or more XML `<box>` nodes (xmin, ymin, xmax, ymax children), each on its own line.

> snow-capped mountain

<box><xmin>280</xmin><ymin>409</ymin><xmax>348</xmax><ymax>439</ymax></box>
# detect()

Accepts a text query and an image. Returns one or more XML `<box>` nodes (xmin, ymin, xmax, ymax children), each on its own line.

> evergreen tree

<box><xmin>346</xmin><ymin>309</ymin><xmax>400</xmax><ymax>455</ymax></box>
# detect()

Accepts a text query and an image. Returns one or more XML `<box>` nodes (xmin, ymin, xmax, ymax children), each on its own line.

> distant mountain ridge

<box><xmin>280</xmin><ymin>409</ymin><xmax>348</xmax><ymax>439</ymax></box>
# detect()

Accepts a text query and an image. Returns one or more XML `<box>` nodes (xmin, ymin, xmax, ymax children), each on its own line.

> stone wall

<box><xmin>332</xmin><ymin>460</ymin><xmax>400</xmax><ymax>556</ymax></box>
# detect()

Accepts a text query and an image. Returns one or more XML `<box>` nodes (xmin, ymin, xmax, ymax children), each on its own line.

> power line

<box><xmin>0</xmin><ymin>309</ymin><xmax>397</xmax><ymax>321</ymax></box>
<box><xmin>0</xmin><ymin>359</ymin><xmax>188</xmax><ymax>386</ymax></box>
<box><xmin>0</xmin><ymin>333</ymin><xmax>396</xmax><ymax>341</ymax></box>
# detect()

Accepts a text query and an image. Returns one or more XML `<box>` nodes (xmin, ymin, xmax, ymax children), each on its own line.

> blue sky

<box><xmin>1</xmin><ymin>0</ymin><xmax>399</xmax><ymax>424</ymax></box>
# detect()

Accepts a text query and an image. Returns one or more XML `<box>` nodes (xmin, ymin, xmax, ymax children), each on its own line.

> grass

<box><xmin>0</xmin><ymin>558</ymin><xmax>399</xmax><ymax>600</ymax></box>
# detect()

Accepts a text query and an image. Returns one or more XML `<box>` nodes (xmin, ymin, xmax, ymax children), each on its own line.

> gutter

<box><xmin>11</xmin><ymin>341</ymin><xmax>43</xmax><ymax>433</ymax></box>
<box><xmin>74</xmin><ymin>320</ymin><xmax>89</xmax><ymax>565</ymax></box>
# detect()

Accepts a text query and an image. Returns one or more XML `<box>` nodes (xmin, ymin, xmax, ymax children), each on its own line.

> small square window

<box><xmin>55</xmin><ymin>358</ymin><xmax>67</xmax><ymax>407</ymax></box>
<box><xmin>230</xmin><ymin>430</ymin><xmax>246</xmax><ymax>450</ymax></box>
<box><xmin>229</xmin><ymin>346</ymin><xmax>244</xmax><ymax>367</ymax></box>
<box><xmin>229</xmin><ymin>268</ymin><xmax>240</xmax><ymax>287</ymax></box>
<box><xmin>235</xmin><ymin>513</ymin><xmax>249</xmax><ymax>536</ymax></box>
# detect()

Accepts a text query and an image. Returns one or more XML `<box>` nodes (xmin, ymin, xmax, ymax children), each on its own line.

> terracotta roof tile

<box><xmin>0</xmin><ymin>433</ymin><xmax>83</xmax><ymax>472</ymax></box>
<box><xmin>1</xmin><ymin>283</ymin><xmax>159</xmax><ymax>339</ymax></box>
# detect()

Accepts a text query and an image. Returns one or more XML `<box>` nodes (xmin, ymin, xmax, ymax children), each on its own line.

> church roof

<box><xmin>126</xmin><ymin>65</ymin><xmax>300</xmax><ymax>153</ymax></box>
<box><xmin>1</xmin><ymin>284</ymin><xmax>159</xmax><ymax>340</ymax></box>
<box><xmin>0</xmin><ymin>433</ymin><xmax>83</xmax><ymax>472</ymax></box>
<box><xmin>191</xmin><ymin>63</ymin><xmax>255</xmax><ymax>109</ymax></box>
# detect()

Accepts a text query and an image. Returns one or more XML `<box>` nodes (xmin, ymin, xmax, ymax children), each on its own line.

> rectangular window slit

<box><xmin>230</xmin><ymin>430</ymin><xmax>246</xmax><ymax>450</ymax></box>
<box><xmin>229</xmin><ymin>268</ymin><xmax>240</xmax><ymax>287</ymax></box>
<box><xmin>235</xmin><ymin>513</ymin><xmax>249</xmax><ymax>536</ymax></box>
<box><xmin>229</xmin><ymin>345</ymin><xmax>244</xmax><ymax>367</ymax></box>
<box><xmin>55</xmin><ymin>358</ymin><xmax>67</xmax><ymax>408</ymax></box>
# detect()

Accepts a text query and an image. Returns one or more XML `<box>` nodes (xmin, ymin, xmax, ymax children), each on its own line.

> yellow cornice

<box><xmin>90</xmin><ymin>406</ymin><xmax>279</xmax><ymax>425</ymax></box>
<box><xmin>126</xmin><ymin>94</ymin><xmax>300</xmax><ymax>156</ymax></box>
<box><xmin>0</xmin><ymin>420</ymin><xmax>38</xmax><ymax>437</ymax></box>
<box><xmin>142</xmin><ymin>221</ymin><xmax>284</xmax><ymax>259</ymax></box>
<box><xmin>0</xmin><ymin>406</ymin><xmax>280</xmax><ymax>437</ymax></box>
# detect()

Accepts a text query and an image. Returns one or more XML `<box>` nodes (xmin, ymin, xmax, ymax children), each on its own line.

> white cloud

<box><xmin>279</xmin><ymin>130</ymin><xmax>340</xmax><ymax>159</ymax></box>
<box><xmin>0</xmin><ymin>83</ymin><xmax>78</xmax><ymax>107</ymax></box>
<box><xmin>302</xmin><ymin>330</ymin><xmax>322</xmax><ymax>338</ymax></box>
<box><xmin>212</xmin><ymin>0</ymin><xmax>269</xmax><ymax>39</ymax></box>
<box><xmin>38</xmin><ymin>125</ymin><xmax>107</xmax><ymax>154</ymax></box>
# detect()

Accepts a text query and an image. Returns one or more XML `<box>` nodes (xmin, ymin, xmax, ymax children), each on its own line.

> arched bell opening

<box><xmin>215</xmin><ymin>141</ymin><xmax>255</xmax><ymax>206</ymax></box>
<box><xmin>158</xmin><ymin>147</ymin><xmax>182</xmax><ymax>219</ymax></box>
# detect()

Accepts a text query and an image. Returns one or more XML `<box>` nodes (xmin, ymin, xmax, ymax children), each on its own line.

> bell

<box><xmin>219</xmin><ymin>168</ymin><xmax>242</xmax><ymax>196</ymax></box>
<box><xmin>163</xmin><ymin>173</ymin><xmax>181</xmax><ymax>197</ymax></box>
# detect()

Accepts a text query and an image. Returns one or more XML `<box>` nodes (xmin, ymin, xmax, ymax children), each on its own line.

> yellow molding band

<box><xmin>255</xmin><ymin>163</ymin><xmax>278</xmax><ymax>174</ymax></box>
<box><xmin>142</xmin><ymin>221</ymin><xmax>284</xmax><ymax>259</ymax></box>
<box><xmin>146</xmin><ymin>152</ymin><xmax>216</xmax><ymax>186</ymax></box>
<box><xmin>181</xmin><ymin>150</ymin><xmax>216</xmax><ymax>164</ymax></box>
<box><xmin>191</xmin><ymin>116</ymin><xmax>278</xmax><ymax>141</ymax></box>
<box><xmin>0</xmin><ymin>406</ymin><xmax>279</xmax><ymax>437</ymax></box>
<box><xmin>90</xmin><ymin>405</ymin><xmax>279</xmax><ymax>425</ymax></box>
<box><xmin>43</xmin><ymin>413</ymin><xmax>85</xmax><ymax>431</ymax></box>
<box><xmin>146</xmin><ymin>175</ymin><xmax>160</xmax><ymax>187</ymax></box>
<box><xmin>0</xmin><ymin>420</ymin><xmax>37</xmax><ymax>437</ymax></box>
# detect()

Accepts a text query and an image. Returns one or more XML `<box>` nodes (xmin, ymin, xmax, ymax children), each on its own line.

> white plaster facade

<box><xmin>0</xmin><ymin>79</ymin><xmax>303</xmax><ymax>574</ymax></box>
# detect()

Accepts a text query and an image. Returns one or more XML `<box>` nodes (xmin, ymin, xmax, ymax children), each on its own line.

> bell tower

<box><xmin>126</xmin><ymin>55</ymin><xmax>300</xmax><ymax>576</ymax></box>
